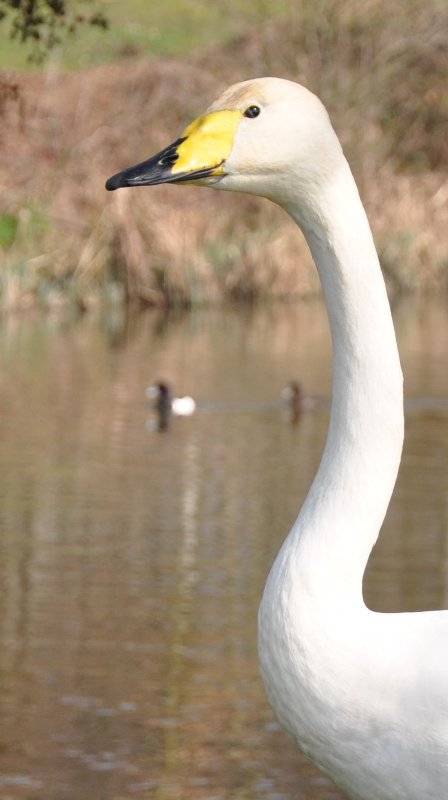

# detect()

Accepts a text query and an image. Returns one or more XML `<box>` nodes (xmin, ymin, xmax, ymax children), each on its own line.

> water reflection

<box><xmin>0</xmin><ymin>297</ymin><xmax>447</xmax><ymax>799</ymax></box>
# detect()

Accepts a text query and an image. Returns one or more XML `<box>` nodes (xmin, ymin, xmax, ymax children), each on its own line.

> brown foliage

<box><xmin>0</xmin><ymin>4</ymin><xmax>447</xmax><ymax>310</ymax></box>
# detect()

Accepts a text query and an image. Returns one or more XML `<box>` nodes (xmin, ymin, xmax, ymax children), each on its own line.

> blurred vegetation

<box><xmin>0</xmin><ymin>0</ymin><xmax>447</xmax><ymax>311</ymax></box>
<box><xmin>0</xmin><ymin>0</ymin><xmax>291</xmax><ymax>69</ymax></box>
<box><xmin>0</xmin><ymin>0</ymin><xmax>108</xmax><ymax>64</ymax></box>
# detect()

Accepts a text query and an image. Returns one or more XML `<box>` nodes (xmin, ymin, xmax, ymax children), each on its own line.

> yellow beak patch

<box><xmin>105</xmin><ymin>108</ymin><xmax>241</xmax><ymax>191</ymax></box>
<box><xmin>172</xmin><ymin>109</ymin><xmax>241</xmax><ymax>177</ymax></box>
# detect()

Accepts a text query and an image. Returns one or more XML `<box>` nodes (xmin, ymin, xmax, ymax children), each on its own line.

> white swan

<box><xmin>106</xmin><ymin>78</ymin><xmax>448</xmax><ymax>800</ymax></box>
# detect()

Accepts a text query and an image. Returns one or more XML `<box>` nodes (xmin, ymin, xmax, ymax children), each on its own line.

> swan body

<box><xmin>106</xmin><ymin>78</ymin><xmax>448</xmax><ymax>799</ymax></box>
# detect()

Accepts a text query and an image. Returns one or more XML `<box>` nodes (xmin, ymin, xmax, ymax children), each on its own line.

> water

<box><xmin>0</xmin><ymin>296</ymin><xmax>447</xmax><ymax>800</ymax></box>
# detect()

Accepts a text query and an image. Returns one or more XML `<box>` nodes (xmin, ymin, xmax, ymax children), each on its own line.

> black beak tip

<box><xmin>105</xmin><ymin>173</ymin><xmax>121</xmax><ymax>191</ymax></box>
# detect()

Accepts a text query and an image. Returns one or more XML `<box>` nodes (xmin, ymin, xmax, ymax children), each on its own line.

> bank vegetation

<box><xmin>0</xmin><ymin>0</ymin><xmax>447</xmax><ymax>311</ymax></box>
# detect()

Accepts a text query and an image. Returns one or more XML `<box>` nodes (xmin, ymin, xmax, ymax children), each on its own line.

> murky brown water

<box><xmin>0</xmin><ymin>296</ymin><xmax>447</xmax><ymax>800</ymax></box>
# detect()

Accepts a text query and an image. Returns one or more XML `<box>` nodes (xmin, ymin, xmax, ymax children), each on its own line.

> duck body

<box><xmin>171</xmin><ymin>395</ymin><xmax>196</xmax><ymax>416</ymax></box>
<box><xmin>106</xmin><ymin>77</ymin><xmax>448</xmax><ymax>800</ymax></box>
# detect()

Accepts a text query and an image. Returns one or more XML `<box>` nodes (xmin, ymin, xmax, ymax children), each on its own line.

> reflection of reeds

<box><xmin>1</xmin><ymin>0</ymin><xmax>447</xmax><ymax>311</ymax></box>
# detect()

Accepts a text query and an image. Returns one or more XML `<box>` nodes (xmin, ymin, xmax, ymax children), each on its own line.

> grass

<box><xmin>0</xmin><ymin>0</ymin><xmax>292</xmax><ymax>70</ymax></box>
<box><xmin>0</xmin><ymin>212</ymin><xmax>18</xmax><ymax>248</ymax></box>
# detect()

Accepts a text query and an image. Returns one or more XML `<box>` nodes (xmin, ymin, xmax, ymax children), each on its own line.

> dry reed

<box><xmin>0</xmin><ymin>0</ymin><xmax>447</xmax><ymax>311</ymax></box>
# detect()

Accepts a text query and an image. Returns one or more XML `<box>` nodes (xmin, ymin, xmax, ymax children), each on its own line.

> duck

<box><xmin>145</xmin><ymin>381</ymin><xmax>172</xmax><ymax>430</ymax></box>
<box><xmin>146</xmin><ymin>382</ymin><xmax>196</xmax><ymax>419</ymax></box>
<box><xmin>106</xmin><ymin>77</ymin><xmax>448</xmax><ymax>800</ymax></box>
<box><xmin>281</xmin><ymin>380</ymin><xmax>322</xmax><ymax>422</ymax></box>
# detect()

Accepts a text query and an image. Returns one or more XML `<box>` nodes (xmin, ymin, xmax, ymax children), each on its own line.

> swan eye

<box><xmin>244</xmin><ymin>105</ymin><xmax>261</xmax><ymax>119</ymax></box>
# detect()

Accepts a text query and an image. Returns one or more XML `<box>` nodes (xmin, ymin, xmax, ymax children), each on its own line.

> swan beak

<box><xmin>105</xmin><ymin>109</ymin><xmax>241</xmax><ymax>190</ymax></box>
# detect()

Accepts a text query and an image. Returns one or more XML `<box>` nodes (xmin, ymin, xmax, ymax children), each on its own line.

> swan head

<box><xmin>105</xmin><ymin>77</ymin><xmax>342</xmax><ymax>207</ymax></box>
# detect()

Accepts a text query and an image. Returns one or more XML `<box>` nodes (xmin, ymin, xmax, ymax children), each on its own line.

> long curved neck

<box><xmin>286</xmin><ymin>159</ymin><xmax>404</xmax><ymax>601</ymax></box>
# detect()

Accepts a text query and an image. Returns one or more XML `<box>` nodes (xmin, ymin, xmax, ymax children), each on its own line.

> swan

<box><xmin>106</xmin><ymin>78</ymin><xmax>448</xmax><ymax>800</ymax></box>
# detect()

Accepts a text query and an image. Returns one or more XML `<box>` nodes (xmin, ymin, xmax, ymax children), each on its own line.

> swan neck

<box><xmin>286</xmin><ymin>160</ymin><xmax>404</xmax><ymax>594</ymax></box>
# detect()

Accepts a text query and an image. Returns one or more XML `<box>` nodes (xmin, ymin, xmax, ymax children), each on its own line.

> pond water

<box><xmin>0</xmin><ymin>296</ymin><xmax>447</xmax><ymax>800</ymax></box>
